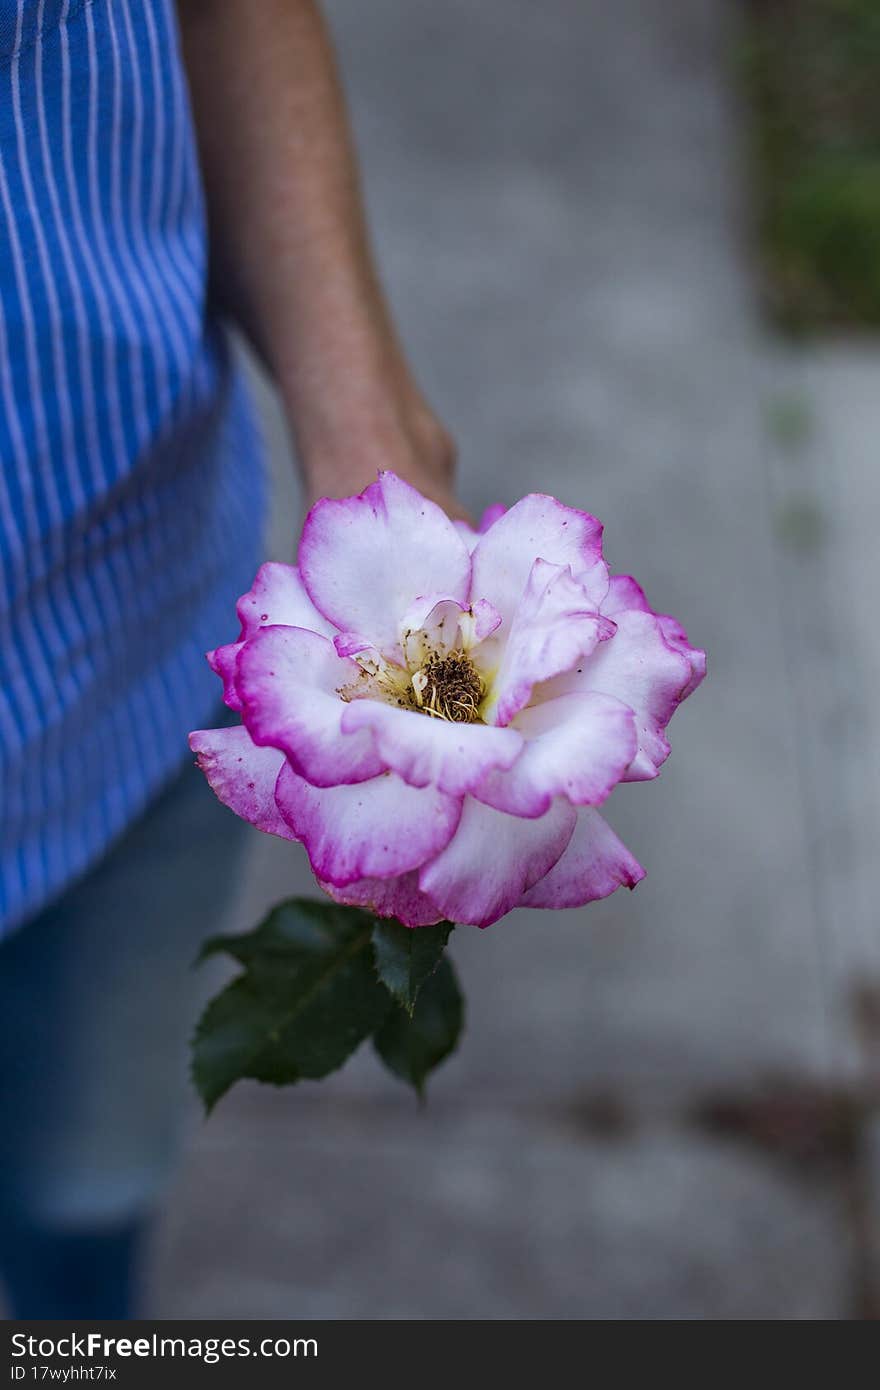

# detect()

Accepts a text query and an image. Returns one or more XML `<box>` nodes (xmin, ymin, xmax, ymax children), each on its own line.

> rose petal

<box><xmin>318</xmin><ymin>872</ymin><xmax>445</xmax><ymax>927</ymax></box>
<box><xmin>237</xmin><ymin>626</ymin><xmax>384</xmax><ymax>787</ymax></box>
<box><xmin>657</xmin><ymin>613</ymin><xmax>707</xmax><ymax>700</ymax></box>
<box><xmin>399</xmin><ymin>596</ymin><xmax>474</xmax><ymax>668</ymax></box>
<box><xmin>207</xmin><ymin>564</ymin><xmax>335</xmax><ymax>712</ymax></box>
<box><xmin>483</xmin><ymin>558</ymin><xmax>614</xmax><ymax>726</ymax></box>
<box><xmin>333</xmin><ymin>631</ymin><xmax>376</xmax><ymax>661</ymax></box>
<box><xmin>469</xmin><ymin>492</ymin><xmax>607</xmax><ymax>624</ymax></box>
<box><xmin>207</xmin><ymin>640</ymin><xmax>246</xmax><ymax>711</ymax></box>
<box><xmin>454</xmin><ymin>520</ymin><xmax>481</xmax><ymax>554</ymax></box>
<box><xmin>188</xmin><ymin>726</ymin><xmax>293</xmax><ymax>840</ymax></box>
<box><xmin>462</xmin><ymin>598</ymin><xmax>504</xmax><ymax>647</ymax></box>
<box><xmin>418</xmin><ymin>795</ymin><xmax>577</xmax><ymax>928</ymax></box>
<box><xmin>275</xmin><ymin>762</ymin><xmax>462</xmax><ymax>887</ymax></box>
<box><xmin>602</xmin><ymin>573</ymin><xmax>651</xmax><ymax>618</ymax></box>
<box><xmin>474</xmin><ymin>691</ymin><xmax>637</xmax><ymax>817</ymax></box>
<box><xmin>478</xmin><ymin>502</ymin><xmax>507</xmax><ymax>533</ymax></box>
<box><xmin>237</xmin><ymin>561</ymin><xmax>335</xmax><ymax>639</ymax></box>
<box><xmin>519</xmin><ymin>807</ymin><xmax>645</xmax><ymax>908</ymax></box>
<box><xmin>299</xmin><ymin>472</ymin><xmax>471</xmax><ymax>655</ymax></box>
<box><xmin>453</xmin><ymin>503</ymin><xmax>508</xmax><ymax>555</ymax></box>
<box><xmin>543</xmin><ymin>608</ymin><xmax>701</xmax><ymax>780</ymax></box>
<box><xmin>603</xmin><ymin>575</ymin><xmax>706</xmax><ymax>704</ymax></box>
<box><xmin>398</xmin><ymin>595</ymin><xmax>503</xmax><ymax>669</ymax></box>
<box><xmin>340</xmin><ymin>699</ymin><xmax>522</xmax><ymax>797</ymax></box>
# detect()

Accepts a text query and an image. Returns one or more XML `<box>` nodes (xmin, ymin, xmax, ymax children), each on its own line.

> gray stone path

<box><xmin>150</xmin><ymin>0</ymin><xmax>880</xmax><ymax>1318</ymax></box>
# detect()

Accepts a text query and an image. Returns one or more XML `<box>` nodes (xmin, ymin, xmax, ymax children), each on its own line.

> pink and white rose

<box><xmin>191</xmin><ymin>472</ymin><xmax>705</xmax><ymax>928</ymax></box>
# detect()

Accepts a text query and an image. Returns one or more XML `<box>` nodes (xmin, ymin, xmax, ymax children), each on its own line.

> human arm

<box><xmin>176</xmin><ymin>0</ymin><xmax>465</xmax><ymax>516</ymax></box>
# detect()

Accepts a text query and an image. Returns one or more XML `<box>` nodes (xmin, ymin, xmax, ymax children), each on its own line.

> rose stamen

<box><xmin>410</xmin><ymin>651</ymin><xmax>484</xmax><ymax>724</ymax></box>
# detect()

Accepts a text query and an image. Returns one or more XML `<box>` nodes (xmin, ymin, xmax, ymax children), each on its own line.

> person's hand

<box><xmin>300</xmin><ymin>373</ymin><xmax>471</xmax><ymax>524</ymax></box>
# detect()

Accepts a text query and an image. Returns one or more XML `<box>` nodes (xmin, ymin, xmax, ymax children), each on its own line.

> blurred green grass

<box><xmin>740</xmin><ymin>0</ymin><xmax>880</xmax><ymax>329</ymax></box>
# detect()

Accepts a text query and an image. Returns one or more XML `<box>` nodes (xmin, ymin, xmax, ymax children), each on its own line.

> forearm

<box><xmin>177</xmin><ymin>0</ymin><xmax>458</xmax><ymax>508</ymax></box>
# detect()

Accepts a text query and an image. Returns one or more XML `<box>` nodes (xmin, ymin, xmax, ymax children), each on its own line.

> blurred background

<box><xmin>153</xmin><ymin>0</ymin><xmax>880</xmax><ymax>1318</ymax></box>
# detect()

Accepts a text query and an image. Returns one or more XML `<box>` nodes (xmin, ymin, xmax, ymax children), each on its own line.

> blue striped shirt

<box><xmin>0</xmin><ymin>0</ymin><xmax>265</xmax><ymax>936</ymax></box>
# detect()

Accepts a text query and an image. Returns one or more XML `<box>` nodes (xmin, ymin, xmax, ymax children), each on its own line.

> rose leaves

<box><xmin>192</xmin><ymin>899</ymin><xmax>462</xmax><ymax>1110</ymax></box>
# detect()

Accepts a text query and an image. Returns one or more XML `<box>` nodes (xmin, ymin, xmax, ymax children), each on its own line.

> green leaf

<box><xmin>372</xmin><ymin>919</ymin><xmax>453</xmax><ymax>1015</ymax></box>
<box><xmin>196</xmin><ymin>896</ymin><xmax>375</xmax><ymax>967</ymax></box>
<box><xmin>373</xmin><ymin>956</ymin><xmax>464</xmax><ymax>1095</ymax></box>
<box><xmin>192</xmin><ymin>898</ymin><xmax>391</xmax><ymax>1111</ymax></box>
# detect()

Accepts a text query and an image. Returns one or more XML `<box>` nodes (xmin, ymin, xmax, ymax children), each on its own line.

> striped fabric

<box><xmin>0</xmin><ymin>0</ymin><xmax>266</xmax><ymax>936</ymax></box>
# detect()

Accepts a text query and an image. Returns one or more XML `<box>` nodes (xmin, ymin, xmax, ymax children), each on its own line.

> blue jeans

<box><xmin>0</xmin><ymin>736</ymin><xmax>249</xmax><ymax>1315</ymax></box>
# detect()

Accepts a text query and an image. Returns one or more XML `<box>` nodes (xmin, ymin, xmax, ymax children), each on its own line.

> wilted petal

<box><xmin>188</xmin><ymin>726</ymin><xmax>293</xmax><ymax>840</ymax></box>
<box><xmin>299</xmin><ymin>472</ymin><xmax>471</xmax><ymax>655</ymax></box>
<box><xmin>237</xmin><ymin>626</ymin><xmax>384</xmax><ymax>787</ymax></box>
<box><xmin>519</xmin><ymin>807</ymin><xmax>645</xmax><ymax>908</ymax></box>
<box><xmin>418</xmin><ymin>795</ymin><xmax>576</xmax><ymax>927</ymax></box>
<box><xmin>483</xmin><ymin>558</ymin><xmax>614</xmax><ymax>726</ymax></box>
<box><xmin>475</xmin><ymin>692</ymin><xmax>637</xmax><ymax>817</ymax></box>
<box><xmin>275</xmin><ymin>762</ymin><xmax>462</xmax><ymax>887</ymax></box>
<box><xmin>341</xmin><ymin>699</ymin><xmax>522</xmax><ymax>797</ymax></box>
<box><xmin>470</xmin><ymin>493</ymin><xmax>606</xmax><ymax>624</ymax></box>
<box><xmin>319</xmin><ymin>871</ymin><xmax>445</xmax><ymax>927</ymax></box>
